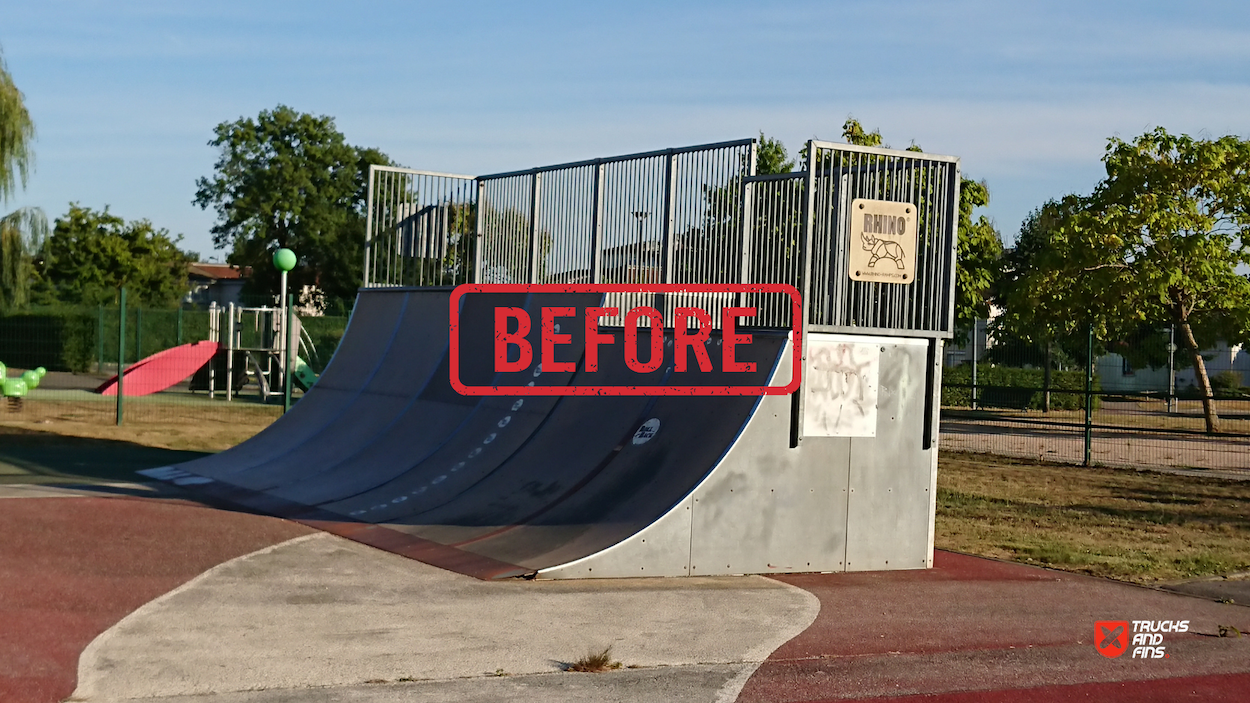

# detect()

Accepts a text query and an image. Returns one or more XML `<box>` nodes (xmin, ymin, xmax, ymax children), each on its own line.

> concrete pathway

<box><xmin>70</xmin><ymin>533</ymin><xmax>819</xmax><ymax>703</ymax></box>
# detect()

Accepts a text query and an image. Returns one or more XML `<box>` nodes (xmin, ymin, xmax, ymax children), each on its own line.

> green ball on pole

<box><xmin>273</xmin><ymin>248</ymin><xmax>297</xmax><ymax>272</ymax></box>
<box><xmin>273</xmin><ymin>248</ymin><xmax>297</xmax><ymax>413</ymax></box>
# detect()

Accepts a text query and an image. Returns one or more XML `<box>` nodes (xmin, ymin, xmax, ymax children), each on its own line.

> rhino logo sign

<box><xmin>848</xmin><ymin>198</ymin><xmax>917</xmax><ymax>284</ymax></box>
<box><xmin>861</xmin><ymin>231</ymin><xmax>905</xmax><ymax>269</ymax></box>
<box><xmin>1095</xmin><ymin>620</ymin><xmax>1129</xmax><ymax>658</ymax></box>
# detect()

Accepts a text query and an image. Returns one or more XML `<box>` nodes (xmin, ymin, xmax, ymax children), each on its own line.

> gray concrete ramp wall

<box><xmin>539</xmin><ymin>334</ymin><xmax>937</xmax><ymax>579</ymax></box>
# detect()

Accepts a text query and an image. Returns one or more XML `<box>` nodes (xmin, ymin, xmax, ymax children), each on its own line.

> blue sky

<box><xmin>2</xmin><ymin>0</ymin><xmax>1248</xmax><ymax>259</ymax></box>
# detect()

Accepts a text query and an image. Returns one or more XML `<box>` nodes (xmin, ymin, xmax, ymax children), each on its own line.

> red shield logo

<box><xmin>1095</xmin><ymin>620</ymin><xmax>1129</xmax><ymax>658</ymax></box>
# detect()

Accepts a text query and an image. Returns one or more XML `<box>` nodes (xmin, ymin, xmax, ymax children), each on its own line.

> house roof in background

<box><xmin>188</xmin><ymin>263</ymin><xmax>251</xmax><ymax>280</ymax></box>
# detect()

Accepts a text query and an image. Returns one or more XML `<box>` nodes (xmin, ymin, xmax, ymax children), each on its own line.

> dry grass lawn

<box><xmin>0</xmin><ymin>399</ymin><xmax>278</xmax><ymax>453</ymax></box>
<box><xmin>937</xmin><ymin>451</ymin><xmax>1250</xmax><ymax>583</ymax></box>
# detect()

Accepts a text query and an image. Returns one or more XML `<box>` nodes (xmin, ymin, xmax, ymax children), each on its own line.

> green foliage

<box><xmin>0</xmin><ymin>48</ymin><xmax>46</xmax><ymax>311</ymax></box>
<box><xmin>194</xmin><ymin>105</ymin><xmax>393</xmax><ymax>301</ymax></box>
<box><xmin>839</xmin><ymin>118</ymin><xmax>1002</xmax><ymax>340</ymax></box>
<box><xmin>0</xmin><ymin>308</ymin><xmax>95</xmax><ymax>372</ymax></box>
<box><xmin>1089</xmin><ymin>129</ymin><xmax>1250</xmax><ymax>338</ymax></box>
<box><xmin>840</xmin><ymin>118</ymin><xmax>883</xmax><ymax>148</ymax></box>
<box><xmin>0</xmin><ymin>47</ymin><xmax>35</xmax><ymax>203</ymax></box>
<box><xmin>1209</xmin><ymin>370</ymin><xmax>1243</xmax><ymax>393</ymax></box>
<box><xmin>1004</xmin><ymin>128</ymin><xmax>1250</xmax><ymax>432</ymax></box>
<box><xmin>756</xmin><ymin>132</ymin><xmax>795</xmax><ymax>175</ymax></box>
<box><xmin>954</xmin><ymin>180</ymin><xmax>1003</xmax><ymax>335</ymax></box>
<box><xmin>942</xmin><ymin>364</ymin><xmax>1099</xmax><ymax>410</ymax></box>
<box><xmin>35</xmin><ymin>204</ymin><xmax>192</xmax><ymax>307</ymax></box>
<box><xmin>996</xmin><ymin>197</ymin><xmax>1106</xmax><ymax>345</ymax></box>
<box><xmin>0</xmin><ymin>207</ymin><xmax>47</xmax><ymax>309</ymax></box>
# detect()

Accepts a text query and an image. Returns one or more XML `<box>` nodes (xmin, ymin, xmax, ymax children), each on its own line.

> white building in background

<box><xmin>1097</xmin><ymin>341</ymin><xmax>1250</xmax><ymax>393</ymax></box>
<box><xmin>943</xmin><ymin>308</ymin><xmax>1249</xmax><ymax>393</ymax></box>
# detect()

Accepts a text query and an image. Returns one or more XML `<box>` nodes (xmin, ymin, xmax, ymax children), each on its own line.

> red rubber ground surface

<box><xmin>739</xmin><ymin>552</ymin><xmax>1250</xmax><ymax>702</ymax></box>
<box><xmin>3</xmin><ymin>496</ymin><xmax>1247</xmax><ymax>703</ymax></box>
<box><xmin>852</xmin><ymin>671</ymin><xmax>1250</xmax><ymax>702</ymax></box>
<box><xmin>0</xmin><ymin>496</ymin><xmax>311</xmax><ymax>703</ymax></box>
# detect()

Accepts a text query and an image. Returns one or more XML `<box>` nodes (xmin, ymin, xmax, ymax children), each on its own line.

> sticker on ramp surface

<box><xmin>632</xmin><ymin>418</ymin><xmax>661</xmax><ymax>444</ymax></box>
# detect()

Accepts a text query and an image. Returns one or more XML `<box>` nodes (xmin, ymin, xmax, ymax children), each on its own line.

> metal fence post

<box><xmin>473</xmin><ymin>179</ymin><xmax>485</xmax><ymax>284</ymax></box>
<box><xmin>1167</xmin><ymin>325</ymin><xmax>1176</xmax><ymax>414</ymax></box>
<box><xmin>363</xmin><ymin>164</ymin><xmax>376</xmax><ymax>287</ymax></box>
<box><xmin>590</xmin><ymin>162</ymin><xmax>605</xmax><ymax>285</ymax></box>
<box><xmin>971</xmin><ymin>318</ymin><xmax>980</xmax><ymax>410</ymax></box>
<box><xmin>527</xmin><ymin>172</ymin><xmax>542</xmax><ymax>283</ymax></box>
<box><xmin>284</xmin><ymin>294</ymin><xmax>294</xmax><ymax>413</ymax></box>
<box><xmin>1084</xmin><ymin>323</ymin><xmax>1094</xmax><ymax>467</ymax></box>
<box><xmin>116</xmin><ymin>287</ymin><xmax>126</xmax><ymax>426</ymax></box>
<box><xmin>96</xmin><ymin>304</ymin><xmax>104</xmax><ymax>373</ymax></box>
<box><xmin>790</xmin><ymin>142</ymin><xmax>818</xmax><ymax>448</ymax></box>
<box><xmin>660</xmin><ymin>150</ymin><xmax>676</xmax><ymax>285</ymax></box>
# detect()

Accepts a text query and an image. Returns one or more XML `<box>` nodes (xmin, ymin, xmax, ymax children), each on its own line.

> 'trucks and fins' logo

<box><xmin>1095</xmin><ymin>620</ymin><xmax>1188</xmax><ymax>659</ymax></box>
<box><xmin>1094</xmin><ymin>620</ymin><xmax>1129</xmax><ymax>658</ymax></box>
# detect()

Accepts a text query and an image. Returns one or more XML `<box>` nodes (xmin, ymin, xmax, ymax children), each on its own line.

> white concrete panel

<box><xmin>804</xmin><ymin>338</ymin><xmax>880</xmax><ymax>437</ymax></box>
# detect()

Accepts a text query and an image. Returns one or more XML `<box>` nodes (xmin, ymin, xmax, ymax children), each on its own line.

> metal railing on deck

<box><xmin>364</xmin><ymin>138</ymin><xmax>960</xmax><ymax>337</ymax></box>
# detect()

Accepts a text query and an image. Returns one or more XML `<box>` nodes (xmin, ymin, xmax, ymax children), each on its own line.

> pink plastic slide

<box><xmin>95</xmin><ymin>341</ymin><xmax>220</xmax><ymax>397</ymax></box>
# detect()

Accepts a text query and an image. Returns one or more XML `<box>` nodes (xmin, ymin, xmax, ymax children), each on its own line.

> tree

<box><xmin>0</xmin><ymin>208</ymin><xmax>47</xmax><ymax>309</ymax></box>
<box><xmin>0</xmin><ymin>48</ymin><xmax>34</xmax><ymax>202</ymax></box>
<box><xmin>194</xmin><ymin>105</ymin><xmax>393</xmax><ymax>302</ymax></box>
<box><xmin>1080</xmin><ymin>129</ymin><xmax>1250</xmax><ymax>433</ymax></box>
<box><xmin>35</xmin><ymin>204</ymin><xmax>193</xmax><ymax>307</ymax></box>
<box><xmin>0</xmin><ymin>46</ymin><xmax>50</xmax><ymax>310</ymax></box>
<box><xmin>838</xmin><ymin>118</ymin><xmax>1002</xmax><ymax>338</ymax></box>
<box><xmin>993</xmin><ymin>196</ymin><xmax>1102</xmax><ymax>411</ymax></box>
<box><xmin>757</xmin><ymin>132</ymin><xmax>795</xmax><ymax>176</ymax></box>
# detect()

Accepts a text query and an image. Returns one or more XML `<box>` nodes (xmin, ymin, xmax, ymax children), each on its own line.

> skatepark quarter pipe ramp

<box><xmin>143</xmin><ymin>137</ymin><xmax>958</xmax><ymax>580</ymax></box>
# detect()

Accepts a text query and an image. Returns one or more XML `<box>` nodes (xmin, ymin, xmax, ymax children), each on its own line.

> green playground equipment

<box><xmin>3</xmin><ymin>376</ymin><xmax>28</xmax><ymax>397</ymax></box>
<box><xmin>291</xmin><ymin>356</ymin><xmax>319</xmax><ymax>392</ymax></box>
<box><xmin>2</xmin><ymin>363</ymin><xmax>48</xmax><ymax>409</ymax></box>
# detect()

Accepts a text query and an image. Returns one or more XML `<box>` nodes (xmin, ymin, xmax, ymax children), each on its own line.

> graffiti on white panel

<box><xmin>804</xmin><ymin>340</ymin><xmax>880</xmax><ymax>437</ymax></box>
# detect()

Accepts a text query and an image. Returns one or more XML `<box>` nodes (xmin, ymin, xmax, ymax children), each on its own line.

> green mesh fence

<box><xmin>941</xmin><ymin>321</ymin><xmax>1250</xmax><ymax>477</ymax></box>
<box><xmin>0</xmin><ymin>294</ymin><xmax>351</xmax><ymax>431</ymax></box>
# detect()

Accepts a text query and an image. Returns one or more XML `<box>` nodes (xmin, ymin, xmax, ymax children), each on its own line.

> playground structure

<box><xmin>187</xmin><ymin>302</ymin><xmax>319</xmax><ymax>402</ymax></box>
<box><xmin>146</xmin><ymin>137</ymin><xmax>960</xmax><ymax>579</ymax></box>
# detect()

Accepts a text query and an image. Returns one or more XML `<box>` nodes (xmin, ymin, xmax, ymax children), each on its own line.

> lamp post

<box><xmin>273</xmin><ymin>248</ymin><xmax>297</xmax><ymax>411</ymax></box>
<box><xmin>1167</xmin><ymin>327</ymin><xmax>1177</xmax><ymax>414</ymax></box>
<box><xmin>631</xmin><ymin>211</ymin><xmax>649</xmax><ymax>282</ymax></box>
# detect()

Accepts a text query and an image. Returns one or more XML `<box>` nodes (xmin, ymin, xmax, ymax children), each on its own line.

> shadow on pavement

<box><xmin>0</xmin><ymin>426</ymin><xmax>209</xmax><ymax>487</ymax></box>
